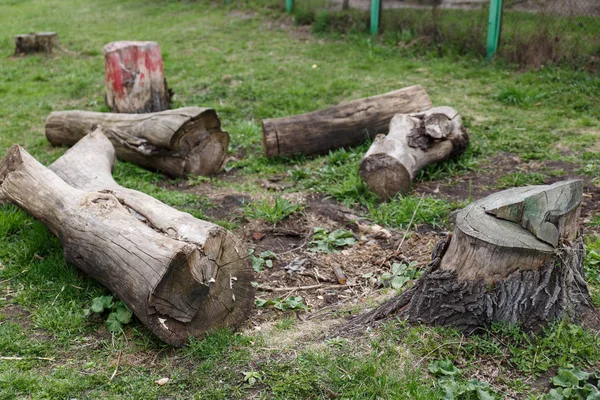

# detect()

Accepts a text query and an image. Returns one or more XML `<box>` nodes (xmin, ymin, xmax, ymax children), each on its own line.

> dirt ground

<box><xmin>174</xmin><ymin>152</ymin><xmax>600</xmax><ymax>325</ymax></box>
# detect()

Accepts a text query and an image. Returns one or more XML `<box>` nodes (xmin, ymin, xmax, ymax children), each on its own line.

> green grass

<box><xmin>0</xmin><ymin>0</ymin><xmax>599</xmax><ymax>398</ymax></box>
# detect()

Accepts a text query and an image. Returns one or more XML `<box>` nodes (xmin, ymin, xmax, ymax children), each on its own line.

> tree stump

<box><xmin>359</xmin><ymin>106</ymin><xmax>469</xmax><ymax>200</ymax></box>
<box><xmin>0</xmin><ymin>134</ymin><xmax>253</xmax><ymax>346</ymax></box>
<box><xmin>104</xmin><ymin>41</ymin><xmax>171</xmax><ymax>113</ymax></box>
<box><xmin>350</xmin><ymin>180</ymin><xmax>599</xmax><ymax>333</ymax></box>
<box><xmin>261</xmin><ymin>85</ymin><xmax>432</xmax><ymax>158</ymax></box>
<box><xmin>14</xmin><ymin>32</ymin><xmax>57</xmax><ymax>54</ymax></box>
<box><xmin>45</xmin><ymin>107</ymin><xmax>229</xmax><ymax>177</ymax></box>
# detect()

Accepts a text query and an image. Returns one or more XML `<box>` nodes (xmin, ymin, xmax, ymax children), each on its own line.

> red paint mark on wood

<box><xmin>103</xmin><ymin>41</ymin><xmax>170</xmax><ymax>113</ymax></box>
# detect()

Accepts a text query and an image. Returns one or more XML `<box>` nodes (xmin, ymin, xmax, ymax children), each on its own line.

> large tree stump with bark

<box><xmin>45</xmin><ymin>107</ymin><xmax>229</xmax><ymax>177</ymax></box>
<box><xmin>261</xmin><ymin>85</ymin><xmax>432</xmax><ymax>158</ymax></box>
<box><xmin>14</xmin><ymin>32</ymin><xmax>57</xmax><ymax>54</ymax></box>
<box><xmin>359</xmin><ymin>106</ymin><xmax>469</xmax><ymax>200</ymax></box>
<box><xmin>104</xmin><ymin>41</ymin><xmax>171</xmax><ymax>113</ymax></box>
<box><xmin>0</xmin><ymin>131</ymin><xmax>253</xmax><ymax>346</ymax></box>
<box><xmin>350</xmin><ymin>180</ymin><xmax>599</xmax><ymax>333</ymax></box>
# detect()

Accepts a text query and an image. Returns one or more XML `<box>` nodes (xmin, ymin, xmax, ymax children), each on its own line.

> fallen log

<box><xmin>14</xmin><ymin>32</ymin><xmax>57</xmax><ymax>54</ymax></box>
<box><xmin>0</xmin><ymin>133</ymin><xmax>253</xmax><ymax>346</ymax></box>
<box><xmin>262</xmin><ymin>85</ymin><xmax>433</xmax><ymax>158</ymax></box>
<box><xmin>359</xmin><ymin>106</ymin><xmax>469</xmax><ymax>200</ymax></box>
<box><xmin>45</xmin><ymin>107</ymin><xmax>229</xmax><ymax>177</ymax></box>
<box><xmin>104</xmin><ymin>41</ymin><xmax>170</xmax><ymax>113</ymax></box>
<box><xmin>349</xmin><ymin>180</ymin><xmax>599</xmax><ymax>333</ymax></box>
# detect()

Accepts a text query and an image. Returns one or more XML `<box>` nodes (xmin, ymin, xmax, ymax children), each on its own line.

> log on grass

<box><xmin>261</xmin><ymin>85</ymin><xmax>433</xmax><ymax>158</ymax></box>
<box><xmin>104</xmin><ymin>41</ymin><xmax>170</xmax><ymax>113</ymax></box>
<box><xmin>45</xmin><ymin>107</ymin><xmax>229</xmax><ymax>177</ymax></box>
<box><xmin>350</xmin><ymin>180</ymin><xmax>600</xmax><ymax>333</ymax></box>
<box><xmin>0</xmin><ymin>134</ymin><xmax>253</xmax><ymax>346</ymax></box>
<box><xmin>14</xmin><ymin>32</ymin><xmax>57</xmax><ymax>54</ymax></box>
<box><xmin>359</xmin><ymin>106</ymin><xmax>469</xmax><ymax>200</ymax></box>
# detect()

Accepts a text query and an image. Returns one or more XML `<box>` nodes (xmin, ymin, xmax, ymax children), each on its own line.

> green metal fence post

<box><xmin>286</xmin><ymin>0</ymin><xmax>293</xmax><ymax>13</ymax></box>
<box><xmin>486</xmin><ymin>0</ymin><xmax>503</xmax><ymax>60</ymax></box>
<box><xmin>370</xmin><ymin>0</ymin><xmax>381</xmax><ymax>35</ymax></box>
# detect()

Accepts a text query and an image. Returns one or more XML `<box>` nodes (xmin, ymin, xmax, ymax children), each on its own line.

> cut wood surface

<box><xmin>359</xmin><ymin>106</ymin><xmax>469</xmax><ymax>200</ymax></box>
<box><xmin>482</xmin><ymin>180</ymin><xmax>582</xmax><ymax>247</ymax></box>
<box><xmin>104</xmin><ymin>41</ymin><xmax>170</xmax><ymax>113</ymax></box>
<box><xmin>262</xmin><ymin>85</ymin><xmax>433</xmax><ymax>158</ymax></box>
<box><xmin>350</xmin><ymin>180</ymin><xmax>599</xmax><ymax>333</ymax></box>
<box><xmin>14</xmin><ymin>32</ymin><xmax>57</xmax><ymax>54</ymax></box>
<box><xmin>45</xmin><ymin>107</ymin><xmax>229</xmax><ymax>177</ymax></box>
<box><xmin>0</xmin><ymin>131</ymin><xmax>253</xmax><ymax>346</ymax></box>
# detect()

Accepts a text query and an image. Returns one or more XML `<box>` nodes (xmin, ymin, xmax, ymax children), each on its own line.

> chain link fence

<box><xmin>279</xmin><ymin>0</ymin><xmax>600</xmax><ymax>69</ymax></box>
<box><xmin>499</xmin><ymin>0</ymin><xmax>600</xmax><ymax>68</ymax></box>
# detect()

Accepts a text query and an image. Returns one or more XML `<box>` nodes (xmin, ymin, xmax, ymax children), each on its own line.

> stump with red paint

<box><xmin>104</xmin><ymin>41</ymin><xmax>171</xmax><ymax>114</ymax></box>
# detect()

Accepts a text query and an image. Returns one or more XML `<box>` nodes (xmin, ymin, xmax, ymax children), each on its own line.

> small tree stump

<box><xmin>261</xmin><ymin>85</ymin><xmax>433</xmax><ymax>158</ymax></box>
<box><xmin>45</xmin><ymin>107</ymin><xmax>229</xmax><ymax>177</ymax></box>
<box><xmin>14</xmin><ymin>32</ymin><xmax>57</xmax><ymax>54</ymax></box>
<box><xmin>0</xmin><ymin>132</ymin><xmax>253</xmax><ymax>346</ymax></box>
<box><xmin>350</xmin><ymin>180</ymin><xmax>600</xmax><ymax>333</ymax></box>
<box><xmin>104</xmin><ymin>41</ymin><xmax>171</xmax><ymax>113</ymax></box>
<box><xmin>359</xmin><ymin>106</ymin><xmax>469</xmax><ymax>200</ymax></box>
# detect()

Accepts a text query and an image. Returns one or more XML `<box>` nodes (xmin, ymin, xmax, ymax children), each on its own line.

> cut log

<box><xmin>104</xmin><ymin>41</ymin><xmax>170</xmax><ymax>113</ymax></box>
<box><xmin>45</xmin><ymin>107</ymin><xmax>229</xmax><ymax>177</ymax></box>
<box><xmin>358</xmin><ymin>106</ymin><xmax>469</xmax><ymax>200</ymax></box>
<box><xmin>261</xmin><ymin>85</ymin><xmax>433</xmax><ymax>158</ymax></box>
<box><xmin>0</xmin><ymin>134</ymin><xmax>253</xmax><ymax>346</ymax></box>
<box><xmin>14</xmin><ymin>32</ymin><xmax>57</xmax><ymax>54</ymax></box>
<box><xmin>349</xmin><ymin>180</ymin><xmax>599</xmax><ymax>333</ymax></box>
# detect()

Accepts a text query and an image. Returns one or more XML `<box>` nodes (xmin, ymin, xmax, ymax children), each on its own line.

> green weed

<box><xmin>255</xmin><ymin>296</ymin><xmax>309</xmax><ymax>312</ymax></box>
<box><xmin>308</xmin><ymin>227</ymin><xmax>357</xmax><ymax>253</ymax></box>
<box><xmin>244</xmin><ymin>195</ymin><xmax>303</xmax><ymax>226</ymax></box>
<box><xmin>368</xmin><ymin>195</ymin><xmax>453</xmax><ymax>229</ymax></box>
<box><xmin>83</xmin><ymin>295</ymin><xmax>133</xmax><ymax>333</ymax></box>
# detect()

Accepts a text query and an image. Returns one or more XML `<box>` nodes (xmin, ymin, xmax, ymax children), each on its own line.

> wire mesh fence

<box><xmin>499</xmin><ymin>0</ymin><xmax>600</xmax><ymax>68</ymax></box>
<box><xmin>276</xmin><ymin>0</ymin><xmax>600</xmax><ymax>69</ymax></box>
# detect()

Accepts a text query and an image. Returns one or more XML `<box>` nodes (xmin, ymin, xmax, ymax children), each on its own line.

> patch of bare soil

<box><xmin>171</xmin><ymin>153</ymin><xmax>598</xmax><ymax>324</ymax></box>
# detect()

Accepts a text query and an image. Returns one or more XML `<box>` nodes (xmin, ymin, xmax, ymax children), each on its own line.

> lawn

<box><xmin>0</xmin><ymin>0</ymin><xmax>599</xmax><ymax>398</ymax></box>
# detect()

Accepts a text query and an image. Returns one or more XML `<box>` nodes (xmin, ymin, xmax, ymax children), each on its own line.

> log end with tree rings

<box><xmin>359</xmin><ymin>107</ymin><xmax>469</xmax><ymax>200</ymax></box>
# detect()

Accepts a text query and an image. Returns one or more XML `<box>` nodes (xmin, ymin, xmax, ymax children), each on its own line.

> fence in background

<box><xmin>267</xmin><ymin>0</ymin><xmax>600</xmax><ymax>69</ymax></box>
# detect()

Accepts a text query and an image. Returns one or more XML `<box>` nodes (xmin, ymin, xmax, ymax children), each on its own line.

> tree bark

<box><xmin>45</xmin><ymin>107</ymin><xmax>229</xmax><ymax>177</ymax></box>
<box><xmin>104</xmin><ymin>41</ymin><xmax>170</xmax><ymax>113</ymax></box>
<box><xmin>261</xmin><ymin>85</ymin><xmax>433</xmax><ymax>158</ymax></box>
<box><xmin>14</xmin><ymin>32</ymin><xmax>57</xmax><ymax>54</ymax></box>
<box><xmin>359</xmin><ymin>106</ymin><xmax>469</xmax><ymax>200</ymax></box>
<box><xmin>349</xmin><ymin>180</ymin><xmax>599</xmax><ymax>333</ymax></box>
<box><xmin>0</xmin><ymin>135</ymin><xmax>253</xmax><ymax>346</ymax></box>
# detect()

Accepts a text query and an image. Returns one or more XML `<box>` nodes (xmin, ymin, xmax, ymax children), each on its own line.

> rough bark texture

<box><xmin>104</xmin><ymin>41</ymin><xmax>170</xmax><ymax>113</ymax></box>
<box><xmin>0</xmin><ymin>135</ymin><xmax>253</xmax><ymax>346</ymax></box>
<box><xmin>349</xmin><ymin>181</ymin><xmax>599</xmax><ymax>333</ymax></box>
<box><xmin>359</xmin><ymin>106</ymin><xmax>469</xmax><ymax>200</ymax></box>
<box><xmin>14</xmin><ymin>32</ymin><xmax>57</xmax><ymax>54</ymax></box>
<box><xmin>45</xmin><ymin>107</ymin><xmax>229</xmax><ymax>177</ymax></box>
<box><xmin>262</xmin><ymin>85</ymin><xmax>433</xmax><ymax>158</ymax></box>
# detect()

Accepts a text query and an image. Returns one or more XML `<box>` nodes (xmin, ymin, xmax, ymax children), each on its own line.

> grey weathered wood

<box><xmin>349</xmin><ymin>181</ymin><xmax>599</xmax><ymax>333</ymax></box>
<box><xmin>14</xmin><ymin>32</ymin><xmax>57</xmax><ymax>54</ymax></box>
<box><xmin>483</xmin><ymin>180</ymin><xmax>582</xmax><ymax>247</ymax></box>
<box><xmin>45</xmin><ymin>107</ymin><xmax>229</xmax><ymax>177</ymax></box>
<box><xmin>359</xmin><ymin>106</ymin><xmax>469</xmax><ymax>200</ymax></box>
<box><xmin>261</xmin><ymin>85</ymin><xmax>433</xmax><ymax>158</ymax></box>
<box><xmin>0</xmin><ymin>135</ymin><xmax>253</xmax><ymax>346</ymax></box>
